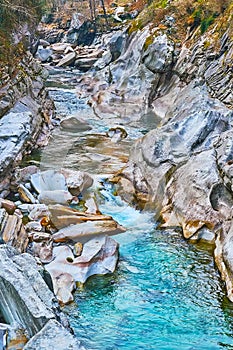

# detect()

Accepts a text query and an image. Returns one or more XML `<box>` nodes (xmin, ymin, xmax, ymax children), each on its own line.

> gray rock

<box><xmin>23</xmin><ymin>319</ymin><xmax>86</xmax><ymax>350</ymax></box>
<box><xmin>31</xmin><ymin>170</ymin><xmax>68</xmax><ymax>194</ymax></box>
<box><xmin>109</xmin><ymin>31</ymin><xmax>126</xmax><ymax>61</ymax></box>
<box><xmin>36</xmin><ymin>46</ymin><xmax>53</xmax><ymax>62</ymax></box>
<box><xmin>57</xmin><ymin>52</ymin><xmax>76</xmax><ymax>67</ymax></box>
<box><xmin>0</xmin><ymin>245</ymin><xmax>55</xmax><ymax>337</ymax></box>
<box><xmin>142</xmin><ymin>34</ymin><xmax>174</xmax><ymax>73</ymax></box>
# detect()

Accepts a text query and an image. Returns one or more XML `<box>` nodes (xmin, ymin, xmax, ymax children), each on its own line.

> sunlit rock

<box><xmin>61</xmin><ymin>168</ymin><xmax>93</xmax><ymax>196</ymax></box>
<box><xmin>46</xmin><ymin>236</ymin><xmax>119</xmax><ymax>302</ymax></box>
<box><xmin>52</xmin><ymin>218</ymin><xmax>125</xmax><ymax>244</ymax></box>
<box><xmin>48</xmin><ymin>204</ymin><xmax>112</xmax><ymax>230</ymax></box>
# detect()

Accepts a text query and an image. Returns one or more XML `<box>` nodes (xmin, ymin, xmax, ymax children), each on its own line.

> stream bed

<box><xmin>42</xmin><ymin>67</ymin><xmax>233</xmax><ymax>350</ymax></box>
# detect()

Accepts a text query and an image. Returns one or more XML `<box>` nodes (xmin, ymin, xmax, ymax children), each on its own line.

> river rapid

<box><xmin>39</xmin><ymin>67</ymin><xmax>233</xmax><ymax>350</ymax></box>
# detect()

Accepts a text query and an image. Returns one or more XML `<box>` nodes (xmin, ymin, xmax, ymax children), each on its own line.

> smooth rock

<box><xmin>32</xmin><ymin>240</ymin><xmax>53</xmax><ymax>263</ymax></box>
<box><xmin>0</xmin><ymin>198</ymin><xmax>16</xmax><ymax>215</ymax></box>
<box><xmin>38</xmin><ymin>190</ymin><xmax>73</xmax><ymax>205</ymax></box>
<box><xmin>31</xmin><ymin>170</ymin><xmax>68</xmax><ymax>194</ymax></box>
<box><xmin>61</xmin><ymin>168</ymin><xmax>93</xmax><ymax>196</ymax></box>
<box><xmin>52</xmin><ymin>218</ymin><xmax>125</xmax><ymax>243</ymax></box>
<box><xmin>57</xmin><ymin>52</ymin><xmax>76</xmax><ymax>67</ymax></box>
<box><xmin>46</xmin><ymin>236</ymin><xmax>119</xmax><ymax>290</ymax></box>
<box><xmin>60</xmin><ymin>116</ymin><xmax>92</xmax><ymax>132</ymax></box>
<box><xmin>48</xmin><ymin>204</ymin><xmax>110</xmax><ymax>229</ymax></box>
<box><xmin>36</xmin><ymin>46</ymin><xmax>53</xmax><ymax>62</ymax></box>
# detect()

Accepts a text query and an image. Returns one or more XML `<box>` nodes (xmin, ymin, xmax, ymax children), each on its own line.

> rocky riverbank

<box><xmin>0</xmin><ymin>0</ymin><xmax>233</xmax><ymax>348</ymax></box>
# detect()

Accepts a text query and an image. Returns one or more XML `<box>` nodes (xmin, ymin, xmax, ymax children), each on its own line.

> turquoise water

<box><xmin>65</xmin><ymin>188</ymin><xmax>233</xmax><ymax>350</ymax></box>
<box><xmin>46</xmin><ymin>70</ymin><xmax>233</xmax><ymax>349</ymax></box>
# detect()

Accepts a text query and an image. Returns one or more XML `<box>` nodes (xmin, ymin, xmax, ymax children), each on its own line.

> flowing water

<box><xmin>43</xmin><ymin>67</ymin><xmax>233</xmax><ymax>350</ymax></box>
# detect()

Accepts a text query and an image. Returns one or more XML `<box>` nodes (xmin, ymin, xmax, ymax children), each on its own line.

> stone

<box><xmin>50</xmin><ymin>272</ymin><xmax>76</xmax><ymax>305</ymax></box>
<box><xmin>106</xmin><ymin>126</ymin><xmax>128</xmax><ymax>143</ymax></box>
<box><xmin>52</xmin><ymin>219</ymin><xmax>125</xmax><ymax>244</ymax></box>
<box><xmin>61</xmin><ymin>168</ymin><xmax>93</xmax><ymax>196</ymax></box>
<box><xmin>60</xmin><ymin>116</ymin><xmax>92</xmax><ymax>132</ymax></box>
<box><xmin>12</xmin><ymin>166</ymin><xmax>38</xmax><ymax>188</ymax></box>
<box><xmin>0</xmin><ymin>198</ymin><xmax>16</xmax><ymax>215</ymax></box>
<box><xmin>32</xmin><ymin>240</ymin><xmax>53</xmax><ymax>263</ymax></box>
<box><xmin>46</xmin><ymin>236</ymin><xmax>119</xmax><ymax>290</ymax></box>
<box><xmin>51</xmin><ymin>43</ymin><xmax>72</xmax><ymax>53</ymax></box>
<box><xmin>18</xmin><ymin>184</ymin><xmax>36</xmax><ymax>204</ymax></box>
<box><xmin>160</xmin><ymin>150</ymin><xmax>220</xmax><ymax>238</ymax></box>
<box><xmin>0</xmin><ymin>209</ymin><xmax>28</xmax><ymax>253</ymax></box>
<box><xmin>32</xmin><ymin>232</ymin><xmax>51</xmax><ymax>243</ymax></box>
<box><xmin>75</xmin><ymin>57</ymin><xmax>99</xmax><ymax>71</ymax></box>
<box><xmin>38</xmin><ymin>190</ymin><xmax>73</xmax><ymax>205</ymax></box>
<box><xmin>0</xmin><ymin>245</ymin><xmax>55</xmax><ymax>338</ymax></box>
<box><xmin>25</xmin><ymin>221</ymin><xmax>43</xmax><ymax>232</ymax></box>
<box><xmin>31</xmin><ymin>170</ymin><xmax>68</xmax><ymax>194</ymax></box>
<box><xmin>48</xmin><ymin>204</ymin><xmax>114</xmax><ymax>229</ymax></box>
<box><xmin>26</xmin><ymin>204</ymin><xmax>49</xmax><ymax>221</ymax></box>
<box><xmin>73</xmin><ymin>242</ymin><xmax>83</xmax><ymax>257</ymax></box>
<box><xmin>57</xmin><ymin>52</ymin><xmax>76</xmax><ymax>67</ymax></box>
<box><xmin>35</xmin><ymin>46</ymin><xmax>53</xmax><ymax>63</ymax></box>
<box><xmin>23</xmin><ymin>319</ymin><xmax>86</xmax><ymax>350</ymax></box>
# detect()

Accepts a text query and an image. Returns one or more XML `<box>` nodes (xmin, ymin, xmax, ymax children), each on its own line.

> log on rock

<box><xmin>52</xmin><ymin>218</ymin><xmax>125</xmax><ymax>243</ymax></box>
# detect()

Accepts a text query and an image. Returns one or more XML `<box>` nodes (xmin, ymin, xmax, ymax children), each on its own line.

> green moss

<box><xmin>200</xmin><ymin>15</ymin><xmax>215</xmax><ymax>33</ymax></box>
<box><xmin>143</xmin><ymin>35</ymin><xmax>155</xmax><ymax>50</ymax></box>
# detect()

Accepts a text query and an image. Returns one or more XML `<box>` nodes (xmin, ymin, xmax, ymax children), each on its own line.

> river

<box><xmin>38</xmin><ymin>66</ymin><xmax>233</xmax><ymax>350</ymax></box>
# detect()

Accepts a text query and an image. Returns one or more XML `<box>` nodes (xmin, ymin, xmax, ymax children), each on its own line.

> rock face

<box><xmin>0</xmin><ymin>245</ymin><xmax>55</xmax><ymax>337</ymax></box>
<box><xmin>0</xmin><ymin>245</ymin><xmax>86</xmax><ymax>348</ymax></box>
<box><xmin>102</xmin><ymin>16</ymin><xmax>233</xmax><ymax>300</ymax></box>
<box><xmin>0</xmin><ymin>55</ymin><xmax>54</xmax><ymax>196</ymax></box>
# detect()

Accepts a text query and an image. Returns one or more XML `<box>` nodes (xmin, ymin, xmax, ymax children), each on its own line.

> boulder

<box><xmin>0</xmin><ymin>245</ymin><xmax>55</xmax><ymax>337</ymax></box>
<box><xmin>160</xmin><ymin>150</ymin><xmax>221</xmax><ymax>238</ymax></box>
<box><xmin>56</xmin><ymin>52</ymin><xmax>76</xmax><ymax>67</ymax></box>
<box><xmin>23</xmin><ymin>319</ymin><xmax>86</xmax><ymax>350</ymax></box>
<box><xmin>38</xmin><ymin>190</ymin><xmax>73</xmax><ymax>205</ymax></box>
<box><xmin>61</xmin><ymin>168</ymin><xmax>93</xmax><ymax>196</ymax></box>
<box><xmin>35</xmin><ymin>46</ymin><xmax>53</xmax><ymax>63</ymax></box>
<box><xmin>46</xmin><ymin>236</ymin><xmax>119</xmax><ymax>302</ymax></box>
<box><xmin>60</xmin><ymin>116</ymin><xmax>92</xmax><ymax>132</ymax></box>
<box><xmin>52</xmin><ymin>218</ymin><xmax>125</xmax><ymax>244</ymax></box>
<box><xmin>48</xmin><ymin>204</ymin><xmax>111</xmax><ymax>230</ymax></box>
<box><xmin>31</xmin><ymin>170</ymin><xmax>68</xmax><ymax>194</ymax></box>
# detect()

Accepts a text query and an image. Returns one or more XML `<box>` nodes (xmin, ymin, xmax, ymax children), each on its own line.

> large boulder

<box><xmin>23</xmin><ymin>319</ymin><xmax>86</xmax><ymax>350</ymax></box>
<box><xmin>0</xmin><ymin>245</ymin><xmax>55</xmax><ymax>337</ymax></box>
<box><xmin>46</xmin><ymin>236</ymin><xmax>119</xmax><ymax>303</ymax></box>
